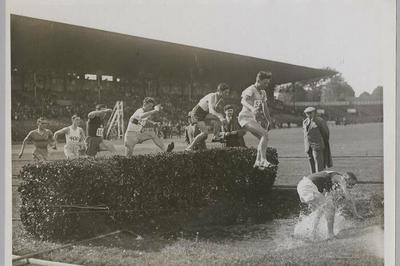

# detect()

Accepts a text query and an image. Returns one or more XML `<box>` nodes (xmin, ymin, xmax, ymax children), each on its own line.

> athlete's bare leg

<box><xmin>124</xmin><ymin>142</ymin><xmax>137</xmax><ymax>157</ymax></box>
<box><xmin>186</xmin><ymin>121</ymin><xmax>208</xmax><ymax>150</ymax></box>
<box><xmin>152</xmin><ymin>136</ymin><xmax>166</xmax><ymax>151</ymax></box>
<box><xmin>100</xmin><ymin>140</ymin><xmax>117</xmax><ymax>154</ymax></box>
<box><xmin>244</xmin><ymin>120</ymin><xmax>272</xmax><ymax>168</ymax></box>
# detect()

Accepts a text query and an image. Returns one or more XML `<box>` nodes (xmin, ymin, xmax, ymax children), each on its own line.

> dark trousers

<box><xmin>307</xmin><ymin>147</ymin><xmax>325</xmax><ymax>173</ymax></box>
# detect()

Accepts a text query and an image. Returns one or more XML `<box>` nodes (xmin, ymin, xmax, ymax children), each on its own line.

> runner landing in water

<box><xmin>296</xmin><ymin>170</ymin><xmax>363</xmax><ymax>239</ymax></box>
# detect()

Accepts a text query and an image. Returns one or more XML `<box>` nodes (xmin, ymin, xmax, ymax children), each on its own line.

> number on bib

<box><xmin>254</xmin><ymin>100</ymin><xmax>263</xmax><ymax>109</ymax></box>
<box><xmin>96</xmin><ymin>127</ymin><xmax>104</xmax><ymax>137</ymax></box>
<box><xmin>69</xmin><ymin>136</ymin><xmax>80</xmax><ymax>142</ymax></box>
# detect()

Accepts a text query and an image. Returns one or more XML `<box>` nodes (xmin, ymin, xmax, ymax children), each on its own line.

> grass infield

<box><xmin>12</xmin><ymin>123</ymin><xmax>384</xmax><ymax>265</ymax></box>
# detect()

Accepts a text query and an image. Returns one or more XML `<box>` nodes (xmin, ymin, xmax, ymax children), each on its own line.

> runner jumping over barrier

<box><xmin>238</xmin><ymin>71</ymin><xmax>274</xmax><ymax>170</ymax></box>
<box><xmin>124</xmin><ymin>97</ymin><xmax>174</xmax><ymax>157</ymax></box>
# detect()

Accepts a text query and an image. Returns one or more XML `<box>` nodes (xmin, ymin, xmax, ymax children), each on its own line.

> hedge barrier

<box><xmin>18</xmin><ymin>147</ymin><xmax>280</xmax><ymax>240</ymax></box>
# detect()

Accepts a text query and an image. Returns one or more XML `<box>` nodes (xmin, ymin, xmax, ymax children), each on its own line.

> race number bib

<box><xmin>141</xmin><ymin>127</ymin><xmax>155</xmax><ymax>133</ymax></box>
<box><xmin>139</xmin><ymin>120</ymin><xmax>147</xmax><ymax>127</ymax></box>
<box><xmin>254</xmin><ymin>100</ymin><xmax>263</xmax><ymax>110</ymax></box>
<box><xmin>96</xmin><ymin>127</ymin><xmax>104</xmax><ymax>137</ymax></box>
<box><xmin>69</xmin><ymin>136</ymin><xmax>80</xmax><ymax>142</ymax></box>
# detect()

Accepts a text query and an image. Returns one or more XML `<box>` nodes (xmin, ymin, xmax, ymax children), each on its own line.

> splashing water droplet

<box><xmin>294</xmin><ymin>209</ymin><xmax>347</xmax><ymax>241</ymax></box>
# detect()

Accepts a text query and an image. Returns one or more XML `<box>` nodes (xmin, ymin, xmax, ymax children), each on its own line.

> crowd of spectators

<box><xmin>11</xmin><ymin>75</ymin><xmax>212</xmax><ymax>131</ymax></box>
<box><xmin>12</xmin><ymin>72</ymin><xmax>382</xmax><ymax>134</ymax></box>
<box><xmin>12</xmin><ymin>71</ymin><xmax>245</xmax><ymax>125</ymax></box>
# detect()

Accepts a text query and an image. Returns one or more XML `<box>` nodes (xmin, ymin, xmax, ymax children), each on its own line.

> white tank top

<box><xmin>198</xmin><ymin>92</ymin><xmax>222</xmax><ymax>112</ymax></box>
<box><xmin>65</xmin><ymin>126</ymin><xmax>81</xmax><ymax>145</ymax></box>
<box><xmin>240</xmin><ymin>85</ymin><xmax>267</xmax><ymax>113</ymax></box>
<box><xmin>127</xmin><ymin>108</ymin><xmax>149</xmax><ymax>132</ymax></box>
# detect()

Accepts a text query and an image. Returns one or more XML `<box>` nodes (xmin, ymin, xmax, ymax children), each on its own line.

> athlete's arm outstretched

<box><xmin>137</xmin><ymin>104</ymin><xmax>162</xmax><ymax>120</ymax></box>
<box><xmin>53</xmin><ymin>127</ymin><xmax>70</xmax><ymax>149</ymax></box>
<box><xmin>18</xmin><ymin>131</ymin><xmax>32</xmax><ymax>158</ymax></box>
<box><xmin>47</xmin><ymin>129</ymin><xmax>56</xmax><ymax>149</ymax></box>
<box><xmin>334</xmin><ymin>175</ymin><xmax>362</xmax><ymax>219</ymax></box>
<box><xmin>88</xmin><ymin>109</ymin><xmax>113</xmax><ymax>119</ymax></box>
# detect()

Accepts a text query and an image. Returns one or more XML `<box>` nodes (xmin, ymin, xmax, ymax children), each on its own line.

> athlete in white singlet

<box><xmin>54</xmin><ymin>115</ymin><xmax>86</xmax><ymax>159</ymax></box>
<box><xmin>124</xmin><ymin>97</ymin><xmax>174</xmax><ymax>157</ymax></box>
<box><xmin>238</xmin><ymin>71</ymin><xmax>274</xmax><ymax>170</ymax></box>
<box><xmin>186</xmin><ymin>83</ymin><xmax>230</xmax><ymax>151</ymax></box>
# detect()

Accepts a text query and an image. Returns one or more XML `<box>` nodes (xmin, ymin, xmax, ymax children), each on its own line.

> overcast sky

<box><xmin>9</xmin><ymin>0</ymin><xmax>395</xmax><ymax>96</ymax></box>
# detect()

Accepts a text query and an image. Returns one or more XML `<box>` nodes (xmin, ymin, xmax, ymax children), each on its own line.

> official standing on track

<box><xmin>303</xmin><ymin>107</ymin><xmax>332</xmax><ymax>173</ymax></box>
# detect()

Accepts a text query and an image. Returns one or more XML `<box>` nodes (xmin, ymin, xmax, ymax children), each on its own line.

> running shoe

<box><xmin>167</xmin><ymin>142</ymin><xmax>175</xmax><ymax>152</ymax></box>
<box><xmin>260</xmin><ymin>160</ymin><xmax>275</xmax><ymax>169</ymax></box>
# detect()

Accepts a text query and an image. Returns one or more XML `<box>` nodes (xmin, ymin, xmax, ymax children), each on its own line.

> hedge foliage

<box><xmin>18</xmin><ymin>147</ymin><xmax>279</xmax><ymax>240</ymax></box>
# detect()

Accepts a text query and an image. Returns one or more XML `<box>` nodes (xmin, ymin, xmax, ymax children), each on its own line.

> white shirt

<box><xmin>65</xmin><ymin>126</ymin><xmax>82</xmax><ymax>145</ymax></box>
<box><xmin>198</xmin><ymin>92</ymin><xmax>220</xmax><ymax>112</ymax></box>
<box><xmin>126</xmin><ymin>108</ymin><xmax>149</xmax><ymax>132</ymax></box>
<box><xmin>240</xmin><ymin>85</ymin><xmax>267</xmax><ymax>113</ymax></box>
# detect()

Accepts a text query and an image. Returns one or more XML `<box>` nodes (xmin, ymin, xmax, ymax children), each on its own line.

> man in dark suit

<box><xmin>220</xmin><ymin>105</ymin><xmax>246</xmax><ymax>147</ymax></box>
<box><xmin>303</xmin><ymin>107</ymin><xmax>332</xmax><ymax>173</ymax></box>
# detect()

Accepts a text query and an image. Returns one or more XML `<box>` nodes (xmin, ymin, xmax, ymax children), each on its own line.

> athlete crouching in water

<box><xmin>53</xmin><ymin>114</ymin><xmax>86</xmax><ymax>159</ymax></box>
<box><xmin>238</xmin><ymin>71</ymin><xmax>274</xmax><ymax>170</ymax></box>
<box><xmin>297</xmin><ymin>170</ymin><xmax>362</xmax><ymax>239</ymax></box>
<box><xmin>124</xmin><ymin>97</ymin><xmax>174</xmax><ymax>157</ymax></box>
<box><xmin>186</xmin><ymin>83</ymin><xmax>229</xmax><ymax>151</ymax></box>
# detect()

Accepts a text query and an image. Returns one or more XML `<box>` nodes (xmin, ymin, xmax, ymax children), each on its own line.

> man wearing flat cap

<box><xmin>220</xmin><ymin>104</ymin><xmax>246</xmax><ymax>147</ymax></box>
<box><xmin>303</xmin><ymin>107</ymin><xmax>332</xmax><ymax>173</ymax></box>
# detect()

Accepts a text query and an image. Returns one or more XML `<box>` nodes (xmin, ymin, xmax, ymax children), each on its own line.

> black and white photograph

<box><xmin>5</xmin><ymin>0</ymin><xmax>396</xmax><ymax>265</ymax></box>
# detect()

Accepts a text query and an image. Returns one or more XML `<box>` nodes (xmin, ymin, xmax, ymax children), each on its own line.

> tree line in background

<box><xmin>276</xmin><ymin>68</ymin><xmax>383</xmax><ymax>105</ymax></box>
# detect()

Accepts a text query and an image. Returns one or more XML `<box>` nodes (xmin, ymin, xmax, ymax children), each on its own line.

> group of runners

<box><xmin>186</xmin><ymin>71</ymin><xmax>274</xmax><ymax>169</ymax></box>
<box><xmin>17</xmin><ymin>70</ymin><xmax>362</xmax><ymax>239</ymax></box>
<box><xmin>18</xmin><ymin>70</ymin><xmax>274</xmax><ymax>168</ymax></box>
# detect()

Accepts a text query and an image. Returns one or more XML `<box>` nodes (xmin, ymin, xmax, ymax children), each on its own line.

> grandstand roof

<box><xmin>11</xmin><ymin>15</ymin><xmax>336</xmax><ymax>89</ymax></box>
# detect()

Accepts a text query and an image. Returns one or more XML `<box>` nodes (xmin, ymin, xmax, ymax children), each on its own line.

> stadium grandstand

<box><xmin>11</xmin><ymin>15</ymin><xmax>381</xmax><ymax>141</ymax></box>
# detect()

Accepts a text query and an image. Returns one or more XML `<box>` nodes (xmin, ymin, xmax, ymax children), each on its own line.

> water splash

<box><xmin>293</xmin><ymin>209</ymin><xmax>348</xmax><ymax>241</ymax></box>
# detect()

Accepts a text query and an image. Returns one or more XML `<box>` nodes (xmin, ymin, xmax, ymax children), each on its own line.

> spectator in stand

<box><xmin>220</xmin><ymin>105</ymin><xmax>246</xmax><ymax>147</ymax></box>
<box><xmin>185</xmin><ymin>112</ymin><xmax>206</xmax><ymax>150</ymax></box>
<box><xmin>303</xmin><ymin>107</ymin><xmax>332</xmax><ymax>173</ymax></box>
<box><xmin>161</xmin><ymin>121</ymin><xmax>169</xmax><ymax>139</ymax></box>
<box><xmin>342</xmin><ymin>116</ymin><xmax>347</xmax><ymax>126</ymax></box>
<box><xmin>176</xmin><ymin>122</ymin><xmax>184</xmax><ymax>138</ymax></box>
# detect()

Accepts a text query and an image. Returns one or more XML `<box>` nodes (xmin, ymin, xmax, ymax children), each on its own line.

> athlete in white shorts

<box><xmin>238</xmin><ymin>71</ymin><xmax>274</xmax><ymax>170</ymax></box>
<box><xmin>54</xmin><ymin>114</ymin><xmax>86</xmax><ymax>159</ymax></box>
<box><xmin>186</xmin><ymin>83</ymin><xmax>229</xmax><ymax>151</ymax></box>
<box><xmin>124</xmin><ymin>97</ymin><xmax>174</xmax><ymax>157</ymax></box>
<box><xmin>297</xmin><ymin>170</ymin><xmax>362</xmax><ymax>239</ymax></box>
